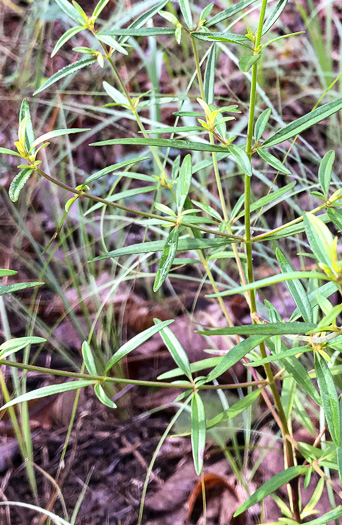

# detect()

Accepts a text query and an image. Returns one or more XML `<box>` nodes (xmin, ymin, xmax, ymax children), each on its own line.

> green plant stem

<box><xmin>1</xmin><ymin>359</ymin><xmax>268</xmax><ymax>391</ymax></box>
<box><xmin>244</xmin><ymin>1</ymin><xmax>301</xmax><ymax>522</ymax></box>
<box><xmin>34</xmin><ymin>168</ymin><xmax>242</xmax><ymax>241</ymax></box>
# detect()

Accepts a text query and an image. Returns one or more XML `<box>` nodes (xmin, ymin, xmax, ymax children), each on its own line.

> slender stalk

<box><xmin>34</xmin><ymin>168</ymin><xmax>243</xmax><ymax>241</ymax></box>
<box><xmin>1</xmin><ymin>359</ymin><xmax>268</xmax><ymax>391</ymax></box>
<box><xmin>244</xmin><ymin>1</ymin><xmax>301</xmax><ymax>521</ymax></box>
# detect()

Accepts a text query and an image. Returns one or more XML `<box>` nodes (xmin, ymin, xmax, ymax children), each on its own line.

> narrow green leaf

<box><xmin>262</xmin><ymin>0</ymin><xmax>288</xmax><ymax>35</ymax></box>
<box><xmin>327</xmin><ymin>208</ymin><xmax>342</xmax><ymax>232</ymax></box>
<box><xmin>206</xmin><ymin>0</ymin><xmax>257</xmax><ymax>27</ymax></box>
<box><xmin>234</xmin><ymin>466</ymin><xmax>307</xmax><ymax>517</ymax></box>
<box><xmin>198</xmin><ymin>322</ymin><xmax>317</xmax><ymax>337</ymax></box>
<box><xmin>303</xmin><ymin>213</ymin><xmax>334</xmax><ymax>270</ymax></box>
<box><xmin>154</xmin><ymin>319</ymin><xmax>192</xmax><ymax>380</ymax></box>
<box><xmin>85</xmin><ymin>185</ymin><xmax>157</xmax><ymax>214</ymax></box>
<box><xmin>116</xmin><ymin>0</ymin><xmax>171</xmax><ymax>44</ymax></box>
<box><xmin>191</xmin><ymin>392</ymin><xmax>206</xmax><ymax>475</ymax></box>
<box><xmin>31</xmin><ymin>128</ymin><xmax>89</xmax><ymax>150</ymax></box>
<box><xmin>229</xmin><ymin>144</ymin><xmax>252</xmax><ymax>175</ymax></box>
<box><xmin>303</xmin><ymin>507</ymin><xmax>342</xmax><ymax>525</ymax></box>
<box><xmin>179</xmin><ymin>0</ymin><xmax>192</xmax><ymax>28</ymax></box>
<box><xmin>255</xmin><ymin>108</ymin><xmax>272</xmax><ymax>141</ymax></box>
<box><xmin>207</xmin><ymin>271</ymin><xmax>329</xmax><ymax>298</ymax></box>
<box><xmin>158</xmin><ymin>357</ymin><xmax>221</xmax><ymax>380</ymax></box>
<box><xmin>177</xmin><ymin>154</ymin><xmax>192</xmax><ymax>213</ymax></box>
<box><xmin>0</xmin><ymin>281</ymin><xmax>44</xmax><ymax>297</ymax></box>
<box><xmin>315</xmin><ymin>352</ymin><xmax>340</xmax><ymax>446</ymax></box>
<box><xmin>200</xmin><ymin>3</ymin><xmax>214</xmax><ymax>22</ymax></box>
<box><xmin>0</xmin><ymin>337</ymin><xmax>46</xmax><ymax>360</ymax></box>
<box><xmin>208</xmin><ymin>251</ymin><xmax>247</xmax><ymax>260</ymax></box>
<box><xmin>262</xmin><ymin>99</ymin><xmax>342</xmax><ymax>148</ymax></box>
<box><xmin>193</xmin><ymin>200</ymin><xmax>221</xmax><ymax>221</ymax></box>
<box><xmin>204</xmin><ymin>44</ymin><xmax>216</xmax><ymax>105</ymax></box>
<box><xmin>19</xmin><ymin>99</ymin><xmax>35</xmax><ymax>153</ymax></box>
<box><xmin>55</xmin><ymin>0</ymin><xmax>84</xmax><ymax>23</ymax></box>
<box><xmin>153</xmin><ymin>227</ymin><xmax>179</xmax><ymax>292</ymax></box>
<box><xmin>0</xmin><ymin>147</ymin><xmax>21</xmax><ymax>157</ymax></box>
<box><xmin>92</xmin><ymin>238</ymin><xmax>230</xmax><ymax>261</ymax></box>
<box><xmin>246</xmin><ymin>346</ymin><xmax>307</xmax><ymax>366</ymax></box>
<box><xmin>239</xmin><ymin>52</ymin><xmax>261</xmax><ymax>72</ymax></box>
<box><xmin>235</xmin><ymin>181</ymin><xmax>296</xmax><ymax>220</ymax></box>
<box><xmin>105</xmin><ymin>319</ymin><xmax>174</xmax><ymax>373</ymax></box>
<box><xmin>81</xmin><ymin>341</ymin><xmax>97</xmax><ymax>376</ymax></box>
<box><xmin>9</xmin><ymin>168</ymin><xmax>34</xmax><ymax>202</ymax></box>
<box><xmin>94</xmin><ymin>384</ymin><xmax>116</xmax><ymax>408</ymax></box>
<box><xmin>257</xmin><ymin>148</ymin><xmax>290</xmax><ymax>174</ymax></box>
<box><xmin>33</xmin><ymin>57</ymin><xmax>97</xmax><ymax>96</ymax></box>
<box><xmin>51</xmin><ymin>25</ymin><xmax>84</xmax><ymax>57</ymax></box>
<box><xmin>262</xmin><ymin>31</ymin><xmax>305</xmax><ymax>49</ymax></box>
<box><xmin>206</xmin><ymin>335</ymin><xmax>269</xmax><ymax>382</ymax></box>
<box><xmin>206</xmin><ymin>389</ymin><xmax>262</xmax><ymax>429</ymax></box>
<box><xmin>0</xmin><ymin>269</ymin><xmax>17</xmax><ymax>277</ymax></box>
<box><xmin>1</xmin><ymin>380</ymin><xmax>96</xmax><ymax>410</ymax></box>
<box><xmin>84</xmin><ymin>156</ymin><xmax>148</xmax><ymax>184</ymax></box>
<box><xmin>93</xmin><ymin>0</ymin><xmax>110</xmax><ymax>19</ymax></box>
<box><xmin>192</xmin><ymin>31</ymin><xmax>251</xmax><ymax>49</ymax></box>
<box><xmin>318</xmin><ymin>150</ymin><xmax>335</xmax><ymax>195</ymax></box>
<box><xmin>101</xmin><ymin>28</ymin><xmax>174</xmax><ymax>39</ymax></box>
<box><xmin>90</xmin><ymin>137</ymin><xmax>229</xmax><ymax>153</ymax></box>
<box><xmin>96</xmin><ymin>34</ymin><xmax>128</xmax><ymax>55</ymax></box>
<box><xmin>317</xmin><ymin>304</ymin><xmax>342</xmax><ymax>330</ymax></box>
<box><xmin>276</xmin><ymin>248</ymin><xmax>312</xmax><ymax>322</ymax></box>
<box><xmin>142</xmin><ymin>126</ymin><xmax>202</xmax><ymax>134</ymax></box>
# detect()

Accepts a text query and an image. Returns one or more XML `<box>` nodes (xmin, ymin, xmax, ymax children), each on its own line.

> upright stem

<box><xmin>243</xmin><ymin>0</ymin><xmax>301</xmax><ymax>520</ymax></box>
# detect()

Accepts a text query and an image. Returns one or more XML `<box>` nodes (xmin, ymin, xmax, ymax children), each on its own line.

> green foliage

<box><xmin>2</xmin><ymin>0</ymin><xmax>342</xmax><ymax>522</ymax></box>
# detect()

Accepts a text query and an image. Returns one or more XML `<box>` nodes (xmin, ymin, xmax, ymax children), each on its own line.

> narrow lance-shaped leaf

<box><xmin>301</xmin><ymin>508</ymin><xmax>342</xmax><ymax>525</ymax></box>
<box><xmin>0</xmin><ymin>269</ymin><xmax>17</xmax><ymax>277</ymax></box>
<box><xmin>257</xmin><ymin>148</ymin><xmax>290</xmax><ymax>174</ymax></box>
<box><xmin>84</xmin><ymin>155</ymin><xmax>149</xmax><ymax>184</ymax></box>
<box><xmin>9</xmin><ymin>169</ymin><xmax>34</xmax><ymax>202</ymax></box>
<box><xmin>235</xmin><ymin>181</ymin><xmax>296</xmax><ymax>220</ymax></box>
<box><xmin>192</xmin><ymin>31</ymin><xmax>251</xmax><ymax>49</ymax></box>
<box><xmin>206</xmin><ymin>335</ymin><xmax>269</xmax><ymax>382</ymax></box>
<box><xmin>206</xmin><ymin>0</ymin><xmax>257</xmax><ymax>27</ymax></box>
<box><xmin>153</xmin><ymin>227</ymin><xmax>180</xmax><ymax>292</ymax></box>
<box><xmin>93</xmin><ymin>0</ymin><xmax>110</xmax><ymax>19</ymax></box>
<box><xmin>92</xmin><ymin>238</ymin><xmax>230</xmax><ymax>261</ymax></box>
<box><xmin>103</xmin><ymin>80</ymin><xmax>129</xmax><ymax>106</ymax></box>
<box><xmin>255</xmin><ymin>108</ymin><xmax>272</xmax><ymax>141</ymax></box>
<box><xmin>204</xmin><ymin>45</ymin><xmax>216</xmax><ymax>105</ymax></box>
<box><xmin>198</xmin><ymin>322</ymin><xmax>317</xmax><ymax>337</ymax></box>
<box><xmin>91</xmin><ymin>137</ymin><xmax>229</xmax><ymax>153</ymax></box>
<box><xmin>229</xmin><ymin>144</ymin><xmax>252</xmax><ymax>175</ymax></box>
<box><xmin>206</xmin><ymin>389</ymin><xmax>262</xmax><ymax>430</ymax></box>
<box><xmin>55</xmin><ymin>0</ymin><xmax>84</xmax><ymax>23</ymax></box>
<box><xmin>315</xmin><ymin>352</ymin><xmax>340</xmax><ymax>446</ymax></box>
<box><xmin>262</xmin><ymin>0</ymin><xmax>288</xmax><ymax>35</ymax></box>
<box><xmin>318</xmin><ymin>150</ymin><xmax>335</xmax><ymax>195</ymax></box>
<box><xmin>246</xmin><ymin>346</ymin><xmax>307</xmax><ymax>366</ymax></box>
<box><xmin>177</xmin><ymin>154</ymin><xmax>192</xmax><ymax>213</ymax></box>
<box><xmin>105</xmin><ymin>319</ymin><xmax>174</xmax><ymax>373</ymax></box>
<box><xmin>82</xmin><ymin>341</ymin><xmax>97</xmax><ymax>376</ymax></box>
<box><xmin>234</xmin><ymin>466</ymin><xmax>307</xmax><ymax>516</ymax></box>
<box><xmin>303</xmin><ymin>213</ymin><xmax>334</xmax><ymax>271</ymax></box>
<box><xmin>207</xmin><ymin>271</ymin><xmax>330</xmax><ymax>298</ymax></box>
<box><xmin>94</xmin><ymin>384</ymin><xmax>116</xmax><ymax>408</ymax></box>
<box><xmin>239</xmin><ymin>53</ymin><xmax>261</xmax><ymax>73</ymax></box>
<box><xmin>327</xmin><ymin>208</ymin><xmax>342</xmax><ymax>233</ymax></box>
<box><xmin>51</xmin><ymin>25</ymin><xmax>84</xmax><ymax>57</ymax></box>
<box><xmin>31</xmin><ymin>128</ymin><xmax>90</xmax><ymax>150</ymax></box>
<box><xmin>1</xmin><ymin>380</ymin><xmax>96</xmax><ymax>410</ymax></box>
<box><xmin>154</xmin><ymin>319</ymin><xmax>192</xmax><ymax>380</ymax></box>
<box><xmin>191</xmin><ymin>392</ymin><xmax>206</xmax><ymax>475</ymax></box>
<box><xmin>262</xmin><ymin>99</ymin><xmax>342</xmax><ymax>148</ymax></box>
<box><xmin>96</xmin><ymin>34</ymin><xmax>128</xmax><ymax>55</ymax></box>
<box><xmin>99</xmin><ymin>27</ymin><xmax>175</xmax><ymax>37</ymax></box>
<box><xmin>0</xmin><ymin>337</ymin><xmax>46</xmax><ymax>360</ymax></box>
<box><xmin>276</xmin><ymin>248</ymin><xmax>312</xmax><ymax>322</ymax></box>
<box><xmin>179</xmin><ymin>0</ymin><xmax>192</xmax><ymax>28</ymax></box>
<box><xmin>33</xmin><ymin>57</ymin><xmax>97</xmax><ymax>96</ymax></box>
<box><xmin>19</xmin><ymin>99</ymin><xmax>35</xmax><ymax>153</ymax></box>
<box><xmin>118</xmin><ymin>0</ymin><xmax>172</xmax><ymax>44</ymax></box>
<box><xmin>0</xmin><ymin>281</ymin><xmax>44</xmax><ymax>297</ymax></box>
<box><xmin>0</xmin><ymin>147</ymin><xmax>21</xmax><ymax>157</ymax></box>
